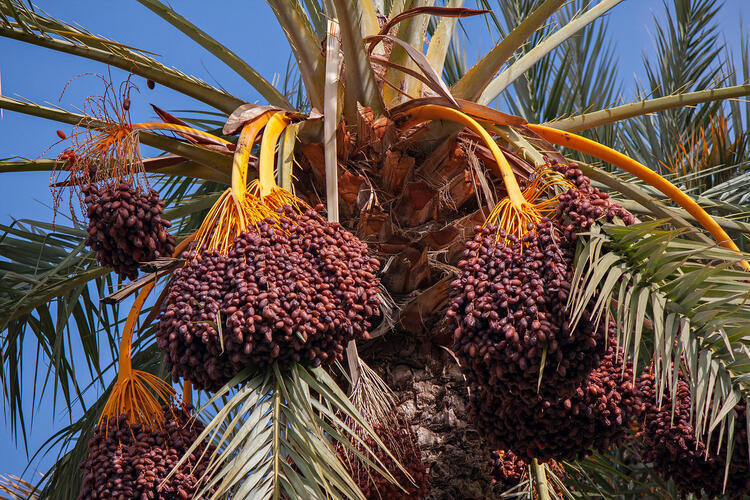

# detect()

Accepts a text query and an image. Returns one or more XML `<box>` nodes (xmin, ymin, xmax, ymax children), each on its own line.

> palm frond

<box><xmin>171</xmin><ymin>364</ymin><xmax>402</xmax><ymax>499</ymax></box>
<box><xmin>563</xmin><ymin>446</ymin><xmax>679</xmax><ymax>499</ymax></box>
<box><xmin>546</xmin><ymin>84</ymin><xmax>750</xmax><ymax>133</ymax></box>
<box><xmin>453</xmin><ymin>0</ymin><xmax>565</xmax><ymax>102</ymax></box>
<box><xmin>330</xmin><ymin>0</ymin><xmax>386</xmax><ymax>119</ymax></box>
<box><xmin>478</xmin><ymin>0</ymin><xmax>624</xmax><ymax>106</ymax></box>
<box><xmin>620</xmin><ymin>0</ymin><xmax>725</xmax><ymax>168</ymax></box>
<box><xmin>487</xmin><ymin>0</ymin><xmax>621</xmax><ymax>139</ymax></box>
<box><xmin>569</xmin><ymin>221</ymin><xmax>750</xmax><ymax>461</ymax></box>
<box><xmin>0</xmin><ymin>0</ymin><xmax>242</xmax><ymax>113</ymax></box>
<box><xmin>136</xmin><ymin>0</ymin><xmax>292</xmax><ymax>109</ymax></box>
<box><xmin>267</xmin><ymin>0</ymin><xmax>326</xmax><ymax>111</ymax></box>
<box><xmin>0</xmin><ymin>474</ymin><xmax>39</xmax><ymax>499</ymax></box>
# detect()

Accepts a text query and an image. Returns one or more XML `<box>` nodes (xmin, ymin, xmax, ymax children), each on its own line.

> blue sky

<box><xmin>0</xmin><ymin>0</ymin><xmax>748</xmax><ymax>482</ymax></box>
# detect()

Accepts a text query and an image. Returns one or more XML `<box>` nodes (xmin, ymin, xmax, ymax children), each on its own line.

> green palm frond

<box><xmin>620</xmin><ymin>0</ymin><xmax>725</xmax><ymax>168</ymax></box>
<box><xmin>0</xmin><ymin>0</ymin><xmax>242</xmax><ymax>113</ymax></box>
<box><xmin>483</xmin><ymin>0</ymin><xmax>621</xmax><ymax>139</ymax></box>
<box><xmin>171</xmin><ymin>364</ymin><xmax>403</xmax><ymax>499</ymax></box>
<box><xmin>0</xmin><ymin>218</ymin><xmax>111</xmax><ymax>443</ymax></box>
<box><xmin>563</xmin><ymin>446</ymin><xmax>679</xmax><ymax>499</ymax></box>
<box><xmin>136</xmin><ymin>0</ymin><xmax>292</xmax><ymax>109</ymax></box>
<box><xmin>267</xmin><ymin>0</ymin><xmax>326</xmax><ymax>111</ymax></box>
<box><xmin>568</xmin><ymin>221</ymin><xmax>750</xmax><ymax>461</ymax></box>
<box><xmin>478</xmin><ymin>0</ymin><xmax>623</xmax><ymax>106</ymax></box>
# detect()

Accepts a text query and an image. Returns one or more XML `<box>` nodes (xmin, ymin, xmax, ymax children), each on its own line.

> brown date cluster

<box><xmin>450</xmin><ymin>162</ymin><xmax>639</xmax><ymax>461</ymax></box>
<box><xmin>550</xmin><ymin>160</ymin><xmax>637</xmax><ymax>238</ymax></box>
<box><xmin>449</xmin><ymin>163</ymin><xmax>635</xmax><ymax>403</ymax></box>
<box><xmin>470</xmin><ymin>344</ymin><xmax>642</xmax><ymax>462</ymax></box>
<box><xmin>157</xmin><ymin>205</ymin><xmax>381</xmax><ymax>391</ymax></box>
<box><xmin>78</xmin><ymin>406</ymin><xmax>214</xmax><ymax>499</ymax></box>
<box><xmin>489</xmin><ymin>450</ymin><xmax>527</xmax><ymax>491</ymax></box>
<box><xmin>637</xmin><ymin>373</ymin><xmax>749</xmax><ymax>499</ymax></box>
<box><xmin>83</xmin><ymin>181</ymin><xmax>175</xmax><ymax>280</ymax></box>
<box><xmin>449</xmin><ymin>219</ymin><xmax>607</xmax><ymax>403</ymax></box>
<box><xmin>339</xmin><ymin>417</ymin><xmax>429</xmax><ymax>500</ymax></box>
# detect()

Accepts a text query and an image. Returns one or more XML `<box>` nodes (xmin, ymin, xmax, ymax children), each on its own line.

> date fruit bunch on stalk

<box><xmin>53</xmin><ymin>79</ymin><xmax>176</xmax><ymax>280</ymax></box>
<box><xmin>78</xmin><ymin>237</ymin><xmax>216</xmax><ymax>499</ymax></box>
<box><xmin>156</xmin><ymin>111</ymin><xmax>382</xmax><ymax>391</ymax></box>
<box><xmin>388</xmin><ymin>103</ymin><xmax>641</xmax><ymax>462</ymax></box>
<box><xmin>637</xmin><ymin>370</ymin><xmax>749</xmax><ymax>499</ymax></box>
<box><xmin>446</xmin><ymin>153</ymin><xmax>645</xmax><ymax>460</ymax></box>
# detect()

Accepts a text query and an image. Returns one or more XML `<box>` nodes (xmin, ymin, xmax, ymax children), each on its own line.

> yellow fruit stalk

<box><xmin>527</xmin><ymin>124</ymin><xmax>749</xmax><ymax>269</ymax></box>
<box><xmin>99</xmin><ymin>234</ymin><xmax>195</xmax><ymax>430</ymax></box>
<box><xmin>395</xmin><ymin>104</ymin><xmax>557</xmax><ymax>240</ymax></box>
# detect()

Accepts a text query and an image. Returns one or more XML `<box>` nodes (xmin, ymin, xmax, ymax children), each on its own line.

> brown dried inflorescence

<box><xmin>637</xmin><ymin>373</ymin><xmax>749</xmax><ymax>499</ymax></box>
<box><xmin>78</xmin><ymin>406</ymin><xmax>214</xmax><ymax>499</ymax></box>
<box><xmin>339</xmin><ymin>418</ymin><xmax>429</xmax><ymax>500</ymax></box>
<box><xmin>470</xmin><ymin>344</ymin><xmax>643</xmax><ymax>462</ymax></box>
<box><xmin>83</xmin><ymin>180</ymin><xmax>175</xmax><ymax>280</ymax></box>
<box><xmin>157</xmin><ymin>205</ymin><xmax>381</xmax><ymax>391</ymax></box>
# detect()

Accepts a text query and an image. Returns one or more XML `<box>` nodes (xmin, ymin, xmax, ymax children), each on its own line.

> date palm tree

<box><xmin>1</xmin><ymin>0</ymin><xmax>749</xmax><ymax>498</ymax></box>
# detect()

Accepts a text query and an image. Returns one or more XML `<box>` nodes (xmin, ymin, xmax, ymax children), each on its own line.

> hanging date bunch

<box><xmin>489</xmin><ymin>450</ymin><xmax>527</xmax><ymax>492</ymax></box>
<box><xmin>393</xmin><ymin>104</ymin><xmax>646</xmax><ymax>463</ymax></box>
<box><xmin>444</xmin><ymin>140</ymin><xmax>634</xmax><ymax>401</ymax></box>
<box><xmin>470</xmin><ymin>342</ymin><xmax>643</xmax><ymax>461</ymax></box>
<box><xmin>79</xmin><ymin>252</ymin><xmax>215</xmax><ymax>499</ymax></box>
<box><xmin>637</xmin><ymin>371</ymin><xmax>749</xmax><ymax>498</ymax></box>
<box><xmin>156</xmin><ymin>112</ymin><xmax>382</xmax><ymax>391</ymax></box>
<box><xmin>79</xmin><ymin>406</ymin><xmax>215</xmax><ymax>500</ymax></box>
<box><xmin>52</xmin><ymin>77</ymin><xmax>175</xmax><ymax>280</ymax></box>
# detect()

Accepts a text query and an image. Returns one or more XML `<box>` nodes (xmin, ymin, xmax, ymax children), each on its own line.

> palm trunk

<box><xmin>362</xmin><ymin>333</ymin><xmax>503</xmax><ymax>499</ymax></box>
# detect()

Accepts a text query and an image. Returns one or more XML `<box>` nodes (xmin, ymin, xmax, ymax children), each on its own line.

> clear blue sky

<box><xmin>0</xmin><ymin>0</ymin><xmax>748</xmax><ymax>483</ymax></box>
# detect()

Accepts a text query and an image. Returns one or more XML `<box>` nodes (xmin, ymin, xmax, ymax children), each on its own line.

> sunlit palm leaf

<box><xmin>0</xmin><ymin>0</ymin><xmax>242</xmax><ymax>113</ymax></box>
<box><xmin>171</xmin><ymin>364</ymin><xmax>404</xmax><ymax>500</ymax></box>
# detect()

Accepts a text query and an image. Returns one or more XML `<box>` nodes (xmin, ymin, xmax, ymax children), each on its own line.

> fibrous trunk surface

<box><xmin>361</xmin><ymin>332</ymin><xmax>505</xmax><ymax>499</ymax></box>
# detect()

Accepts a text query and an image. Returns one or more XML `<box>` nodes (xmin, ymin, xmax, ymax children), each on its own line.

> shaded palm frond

<box><xmin>0</xmin><ymin>217</ymin><xmax>112</xmax><ymax>445</ymax></box>
<box><xmin>569</xmin><ymin>221</ymin><xmax>750</xmax><ymax>462</ymax></box>
<box><xmin>562</xmin><ymin>446</ymin><xmax>679</xmax><ymax>499</ymax></box>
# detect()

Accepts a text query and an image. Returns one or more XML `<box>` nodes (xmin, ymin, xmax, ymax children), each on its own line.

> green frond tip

<box><xmin>136</xmin><ymin>0</ymin><xmax>292</xmax><ymax>109</ymax></box>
